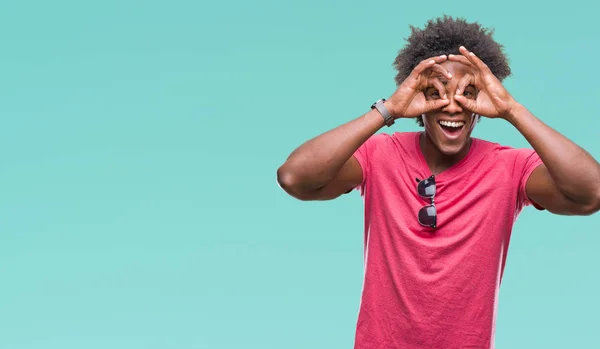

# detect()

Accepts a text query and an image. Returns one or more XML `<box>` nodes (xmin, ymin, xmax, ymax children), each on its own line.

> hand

<box><xmin>448</xmin><ymin>46</ymin><xmax>518</xmax><ymax>119</ymax></box>
<box><xmin>387</xmin><ymin>55</ymin><xmax>453</xmax><ymax>119</ymax></box>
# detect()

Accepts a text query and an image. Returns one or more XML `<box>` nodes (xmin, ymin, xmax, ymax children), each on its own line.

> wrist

<box><xmin>370</xmin><ymin>99</ymin><xmax>395</xmax><ymax>127</ymax></box>
<box><xmin>504</xmin><ymin>102</ymin><xmax>527</xmax><ymax>125</ymax></box>
<box><xmin>384</xmin><ymin>98</ymin><xmax>402</xmax><ymax>119</ymax></box>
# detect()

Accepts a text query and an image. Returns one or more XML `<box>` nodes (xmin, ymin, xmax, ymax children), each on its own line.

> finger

<box><xmin>429</xmin><ymin>64</ymin><xmax>453</xmax><ymax>80</ymax></box>
<box><xmin>429</xmin><ymin>78</ymin><xmax>447</xmax><ymax>100</ymax></box>
<box><xmin>447</xmin><ymin>54</ymin><xmax>472</xmax><ymax>67</ymax></box>
<box><xmin>410</xmin><ymin>55</ymin><xmax>448</xmax><ymax>77</ymax></box>
<box><xmin>425</xmin><ymin>98</ymin><xmax>450</xmax><ymax>112</ymax></box>
<box><xmin>454</xmin><ymin>94</ymin><xmax>478</xmax><ymax>113</ymax></box>
<box><xmin>429</xmin><ymin>54</ymin><xmax>448</xmax><ymax>64</ymax></box>
<box><xmin>454</xmin><ymin>74</ymin><xmax>473</xmax><ymax>96</ymax></box>
<box><xmin>459</xmin><ymin>46</ymin><xmax>491</xmax><ymax>73</ymax></box>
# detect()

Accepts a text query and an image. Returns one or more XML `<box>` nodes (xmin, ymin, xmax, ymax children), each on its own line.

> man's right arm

<box><xmin>276</xmin><ymin>106</ymin><xmax>388</xmax><ymax>201</ymax></box>
<box><xmin>276</xmin><ymin>55</ymin><xmax>453</xmax><ymax>201</ymax></box>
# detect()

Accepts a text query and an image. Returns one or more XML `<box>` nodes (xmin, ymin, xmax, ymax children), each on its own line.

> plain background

<box><xmin>1</xmin><ymin>0</ymin><xmax>599</xmax><ymax>348</ymax></box>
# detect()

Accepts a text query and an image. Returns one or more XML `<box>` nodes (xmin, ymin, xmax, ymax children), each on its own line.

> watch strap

<box><xmin>371</xmin><ymin>99</ymin><xmax>394</xmax><ymax>127</ymax></box>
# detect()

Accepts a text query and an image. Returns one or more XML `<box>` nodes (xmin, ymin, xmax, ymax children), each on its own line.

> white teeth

<box><xmin>439</xmin><ymin>120</ymin><xmax>465</xmax><ymax>128</ymax></box>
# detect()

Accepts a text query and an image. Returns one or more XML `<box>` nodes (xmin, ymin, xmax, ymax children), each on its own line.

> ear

<box><xmin>469</xmin><ymin>113</ymin><xmax>479</xmax><ymax>132</ymax></box>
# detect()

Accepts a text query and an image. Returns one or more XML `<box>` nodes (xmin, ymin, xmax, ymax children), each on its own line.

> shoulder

<box><xmin>353</xmin><ymin>131</ymin><xmax>419</xmax><ymax>176</ymax></box>
<box><xmin>471</xmin><ymin>137</ymin><xmax>540</xmax><ymax>173</ymax></box>
<box><xmin>471</xmin><ymin>137</ymin><xmax>533</xmax><ymax>158</ymax></box>
<box><xmin>471</xmin><ymin>137</ymin><xmax>507</xmax><ymax>154</ymax></box>
<box><xmin>369</xmin><ymin>131</ymin><xmax>417</xmax><ymax>144</ymax></box>
<box><xmin>359</xmin><ymin>131</ymin><xmax>418</xmax><ymax>154</ymax></box>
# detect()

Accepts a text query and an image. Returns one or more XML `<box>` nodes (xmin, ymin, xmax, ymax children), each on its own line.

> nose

<box><xmin>441</xmin><ymin>93</ymin><xmax>463</xmax><ymax>115</ymax></box>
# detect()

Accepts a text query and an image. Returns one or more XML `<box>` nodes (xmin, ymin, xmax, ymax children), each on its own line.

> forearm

<box><xmin>506</xmin><ymin>103</ymin><xmax>600</xmax><ymax>204</ymax></box>
<box><xmin>277</xmin><ymin>106</ymin><xmax>387</xmax><ymax>192</ymax></box>
<box><xmin>276</xmin><ymin>55</ymin><xmax>453</xmax><ymax>195</ymax></box>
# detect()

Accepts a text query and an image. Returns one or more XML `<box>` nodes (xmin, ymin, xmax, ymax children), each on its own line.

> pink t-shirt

<box><xmin>351</xmin><ymin>131</ymin><xmax>543</xmax><ymax>349</ymax></box>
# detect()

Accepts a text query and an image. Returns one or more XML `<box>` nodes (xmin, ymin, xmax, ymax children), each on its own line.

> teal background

<box><xmin>1</xmin><ymin>0</ymin><xmax>598</xmax><ymax>348</ymax></box>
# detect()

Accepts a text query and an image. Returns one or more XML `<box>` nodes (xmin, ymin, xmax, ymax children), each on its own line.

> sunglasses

<box><xmin>416</xmin><ymin>175</ymin><xmax>437</xmax><ymax>229</ymax></box>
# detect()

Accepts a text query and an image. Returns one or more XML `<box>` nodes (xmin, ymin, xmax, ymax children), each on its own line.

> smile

<box><xmin>439</xmin><ymin>120</ymin><xmax>464</xmax><ymax>127</ymax></box>
<box><xmin>438</xmin><ymin>120</ymin><xmax>465</xmax><ymax>139</ymax></box>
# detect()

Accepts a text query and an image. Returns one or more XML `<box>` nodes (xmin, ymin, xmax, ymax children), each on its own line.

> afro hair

<box><xmin>393</xmin><ymin>15</ymin><xmax>511</xmax><ymax>126</ymax></box>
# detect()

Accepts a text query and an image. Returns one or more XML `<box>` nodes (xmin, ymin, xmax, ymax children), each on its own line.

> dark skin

<box><xmin>277</xmin><ymin>46</ymin><xmax>600</xmax><ymax>215</ymax></box>
<box><xmin>419</xmin><ymin>58</ymin><xmax>479</xmax><ymax>174</ymax></box>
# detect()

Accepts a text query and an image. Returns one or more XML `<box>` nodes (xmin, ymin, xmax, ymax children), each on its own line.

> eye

<box><xmin>425</xmin><ymin>88</ymin><xmax>440</xmax><ymax>99</ymax></box>
<box><xmin>463</xmin><ymin>86</ymin><xmax>477</xmax><ymax>98</ymax></box>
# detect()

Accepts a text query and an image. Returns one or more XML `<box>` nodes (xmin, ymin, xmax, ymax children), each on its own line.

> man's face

<box><xmin>422</xmin><ymin>61</ymin><xmax>478</xmax><ymax>155</ymax></box>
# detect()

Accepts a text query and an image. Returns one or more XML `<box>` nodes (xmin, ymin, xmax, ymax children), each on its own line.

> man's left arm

<box><xmin>507</xmin><ymin>103</ymin><xmax>600</xmax><ymax>216</ymax></box>
<box><xmin>449</xmin><ymin>46</ymin><xmax>600</xmax><ymax>216</ymax></box>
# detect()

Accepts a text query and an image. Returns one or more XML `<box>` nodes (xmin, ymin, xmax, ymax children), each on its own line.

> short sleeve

<box><xmin>352</xmin><ymin>133</ymin><xmax>390</xmax><ymax>196</ymax></box>
<box><xmin>503</xmin><ymin>147</ymin><xmax>545</xmax><ymax>210</ymax></box>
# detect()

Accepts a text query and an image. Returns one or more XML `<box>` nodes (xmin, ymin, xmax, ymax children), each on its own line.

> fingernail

<box><xmin>429</xmin><ymin>60</ymin><xmax>435</xmax><ymax>63</ymax></box>
<box><xmin>469</xmin><ymin>52</ymin><xmax>475</xmax><ymax>56</ymax></box>
<box><xmin>448</xmin><ymin>73</ymin><xmax>452</xmax><ymax>78</ymax></box>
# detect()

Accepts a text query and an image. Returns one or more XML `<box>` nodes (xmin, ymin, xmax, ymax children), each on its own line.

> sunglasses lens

<box><xmin>417</xmin><ymin>178</ymin><xmax>436</xmax><ymax>198</ymax></box>
<box><xmin>418</xmin><ymin>205</ymin><xmax>437</xmax><ymax>227</ymax></box>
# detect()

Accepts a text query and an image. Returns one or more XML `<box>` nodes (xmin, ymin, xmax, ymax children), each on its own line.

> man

<box><xmin>276</xmin><ymin>16</ymin><xmax>600</xmax><ymax>348</ymax></box>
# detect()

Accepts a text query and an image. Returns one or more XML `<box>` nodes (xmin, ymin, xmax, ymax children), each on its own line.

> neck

<box><xmin>419</xmin><ymin>132</ymin><xmax>472</xmax><ymax>175</ymax></box>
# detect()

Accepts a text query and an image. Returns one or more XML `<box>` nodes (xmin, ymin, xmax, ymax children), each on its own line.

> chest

<box><xmin>365</xmin><ymin>159</ymin><xmax>519</xmax><ymax>233</ymax></box>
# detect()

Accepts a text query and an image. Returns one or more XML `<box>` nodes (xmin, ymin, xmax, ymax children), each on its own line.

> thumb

<box><xmin>424</xmin><ymin>98</ymin><xmax>450</xmax><ymax>113</ymax></box>
<box><xmin>454</xmin><ymin>95</ymin><xmax>478</xmax><ymax>113</ymax></box>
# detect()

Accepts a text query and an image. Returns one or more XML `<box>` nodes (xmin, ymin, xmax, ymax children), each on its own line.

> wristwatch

<box><xmin>371</xmin><ymin>99</ymin><xmax>394</xmax><ymax>127</ymax></box>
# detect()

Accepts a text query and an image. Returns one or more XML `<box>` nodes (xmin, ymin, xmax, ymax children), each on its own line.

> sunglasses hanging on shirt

<box><xmin>416</xmin><ymin>175</ymin><xmax>437</xmax><ymax>229</ymax></box>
